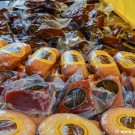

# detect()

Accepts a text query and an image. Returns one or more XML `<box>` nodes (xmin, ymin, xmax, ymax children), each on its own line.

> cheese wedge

<box><xmin>38</xmin><ymin>113</ymin><xmax>102</xmax><ymax>135</ymax></box>
<box><xmin>101</xmin><ymin>107</ymin><xmax>135</xmax><ymax>135</ymax></box>
<box><xmin>0</xmin><ymin>110</ymin><xmax>36</xmax><ymax>135</ymax></box>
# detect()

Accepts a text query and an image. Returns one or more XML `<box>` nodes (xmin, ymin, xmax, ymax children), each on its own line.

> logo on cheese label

<box><xmin>63</xmin><ymin>88</ymin><xmax>86</xmax><ymax>109</ymax></box>
<box><xmin>0</xmin><ymin>120</ymin><xmax>17</xmax><ymax>134</ymax></box>
<box><xmin>96</xmin><ymin>80</ymin><xmax>118</xmax><ymax>94</ymax></box>
<box><xmin>0</xmin><ymin>116</ymin><xmax>23</xmax><ymax>134</ymax></box>
<box><xmin>61</xmin><ymin>51</ymin><xmax>85</xmax><ymax>65</ymax></box>
<box><xmin>0</xmin><ymin>44</ymin><xmax>25</xmax><ymax>57</ymax></box>
<box><xmin>114</xmin><ymin>113</ymin><xmax>135</xmax><ymax>131</ymax></box>
<box><xmin>55</xmin><ymin>120</ymin><xmax>90</xmax><ymax>135</ymax></box>
<box><xmin>31</xmin><ymin>48</ymin><xmax>56</xmax><ymax>64</ymax></box>
<box><xmin>91</xmin><ymin>51</ymin><xmax>116</xmax><ymax>67</ymax></box>
<box><xmin>120</xmin><ymin>54</ymin><xmax>135</xmax><ymax>68</ymax></box>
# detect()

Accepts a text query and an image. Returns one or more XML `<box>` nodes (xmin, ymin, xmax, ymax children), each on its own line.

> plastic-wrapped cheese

<box><xmin>38</xmin><ymin>113</ymin><xmax>102</xmax><ymax>135</ymax></box>
<box><xmin>114</xmin><ymin>51</ymin><xmax>135</xmax><ymax>77</ymax></box>
<box><xmin>101</xmin><ymin>107</ymin><xmax>135</xmax><ymax>135</ymax></box>
<box><xmin>88</xmin><ymin>50</ymin><xmax>120</xmax><ymax>77</ymax></box>
<box><xmin>0</xmin><ymin>110</ymin><xmax>36</xmax><ymax>135</ymax></box>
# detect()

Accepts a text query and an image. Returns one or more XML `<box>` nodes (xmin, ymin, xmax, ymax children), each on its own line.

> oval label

<box><xmin>63</xmin><ymin>88</ymin><xmax>86</xmax><ymax>109</ymax></box>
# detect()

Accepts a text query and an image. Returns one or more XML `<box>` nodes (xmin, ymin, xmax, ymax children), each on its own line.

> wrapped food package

<box><xmin>88</xmin><ymin>50</ymin><xmax>120</xmax><ymax>77</ymax></box>
<box><xmin>0</xmin><ymin>42</ymin><xmax>31</xmax><ymax>70</ymax></box>
<box><xmin>0</xmin><ymin>110</ymin><xmax>36</xmax><ymax>135</ymax></box>
<box><xmin>26</xmin><ymin>47</ymin><xmax>60</xmax><ymax>78</ymax></box>
<box><xmin>114</xmin><ymin>51</ymin><xmax>135</xmax><ymax>77</ymax></box>
<box><xmin>91</xmin><ymin>76</ymin><xmax>124</xmax><ymax>107</ymax></box>
<box><xmin>2</xmin><ymin>75</ymin><xmax>56</xmax><ymax>125</ymax></box>
<box><xmin>61</xmin><ymin>50</ymin><xmax>88</xmax><ymax>81</ymax></box>
<box><xmin>100</xmin><ymin>107</ymin><xmax>135</xmax><ymax>135</ymax></box>
<box><xmin>57</xmin><ymin>79</ymin><xmax>95</xmax><ymax>114</ymax></box>
<box><xmin>38</xmin><ymin>113</ymin><xmax>102</xmax><ymax>135</ymax></box>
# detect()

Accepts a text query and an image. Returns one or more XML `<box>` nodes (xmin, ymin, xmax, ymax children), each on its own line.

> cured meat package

<box><xmin>26</xmin><ymin>47</ymin><xmax>60</xmax><ymax>78</ymax></box>
<box><xmin>61</xmin><ymin>50</ymin><xmax>88</xmax><ymax>81</ymax></box>
<box><xmin>2</xmin><ymin>75</ymin><xmax>56</xmax><ymax>125</ymax></box>
<box><xmin>88</xmin><ymin>50</ymin><xmax>120</xmax><ymax>78</ymax></box>
<box><xmin>0</xmin><ymin>42</ymin><xmax>31</xmax><ymax>70</ymax></box>
<box><xmin>114</xmin><ymin>51</ymin><xmax>135</xmax><ymax>77</ymax></box>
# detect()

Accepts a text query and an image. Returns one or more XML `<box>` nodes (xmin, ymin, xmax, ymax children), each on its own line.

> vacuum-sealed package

<box><xmin>114</xmin><ymin>51</ymin><xmax>135</xmax><ymax>77</ymax></box>
<box><xmin>88</xmin><ymin>50</ymin><xmax>120</xmax><ymax>77</ymax></box>
<box><xmin>91</xmin><ymin>76</ymin><xmax>124</xmax><ymax>108</ymax></box>
<box><xmin>100</xmin><ymin>107</ymin><xmax>135</xmax><ymax>135</ymax></box>
<box><xmin>2</xmin><ymin>75</ymin><xmax>56</xmax><ymax>125</ymax></box>
<box><xmin>38</xmin><ymin>113</ymin><xmax>102</xmax><ymax>135</ymax></box>
<box><xmin>0</xmin><ymin>42</ymin><xmax>31</xmax><ymax>70</ymax></box>
<box><xmin>61</xmin><ymin>50</ymin><xmax>88</xmax><ymax>81</ymax></box>
<box><xmin>0</xmin><ymin>110</ymin><xmax>36</xmax><ymax>135</ymax></box>
<box><xmin>26</xmin><ymin>47</ymin><xmax>60</xmax><ymax>78</ymax></box>
<box><xmin>56</xmin><ymin>79</ymin><xmax>95</xmax><ymax>114</ymax></box>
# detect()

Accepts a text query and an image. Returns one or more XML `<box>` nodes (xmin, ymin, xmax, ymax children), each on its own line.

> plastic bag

<box><xmin>88</xmin><ymin>50</ymin><xmax>120</xmax><ymax>77</ymax></box>
<box><xmin>2</xmin><ymin>74</ymin><xmax>56</xmax><ymax>125</ymax></box>
<box><xmin>61</xmin><ymin>50</ymin><xmax>89</xmax><ymax>81</ymax></box>
<box><xmin>114</xmin><ymin>51</ymin><xmax>135</xmax><ymax>77</ymax></box>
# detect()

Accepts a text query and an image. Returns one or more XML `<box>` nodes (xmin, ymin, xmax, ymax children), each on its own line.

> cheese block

<box><xmin>114</xmin><ymin>51</ymin><xmax>135</xmax><ymax>77</ymax></box>
<box><xmin>101</xmin><ymin>107</ymin><xmax>135</xmax><ymax>135</ymax></box>
<box><xmin>0</xmin><ymin>110</ymin><xmax>36</xmax><ymax>135</ymax></box>
<box><xmin>61</xmin><ymin>50</ymin><xmax>88</xmax><ymax>81</ymax></box>
<box><xmin>0</xmin><ymin>43</ymin><xmax>31</xmax><ymax>70</ymax></box>
<box><xmin>91</xmin><ymin>76</ymin><xmax>124</xmax><ymax>107</ymax></box>
<box><xmin>26</xmin><ymin>47</ymin><xmax>60</xmax><ymax>78</ymax></box>
<box><xmin>38</xmin><ymin>113</ymin><xmax>102</xmax><ymax>135</ymax></box>
<box><xmin>88</xmin><ymin>50</ymin><xmax>120</xmax><ymax>77</ymax></box>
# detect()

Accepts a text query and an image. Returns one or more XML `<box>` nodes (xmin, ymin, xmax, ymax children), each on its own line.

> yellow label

<box><xmin>0</xmin><ymin>116</ymin><xmax>24</xmax><ymax>135</ymax></box>
<box><xmin>90</xmin><ymin>51</ymin><xmax>116</xmax><ymax>67</ymax></box>
<box><xmin>18</xmin><ymin>65</ymin><xmax>25</xmax><ymax>69</ymax></box>
<box><xmin>120</xmin><ymin>53</ymin><xmax>135</xmax><ymax>68</ymax></box>
<box><xmin>31</xmin><ymin>48</ymin><xmax>56</xmax><ymax>64</ymax></box>
<box><xmin>114</xmin><ymin>113</ymin><xmax>135</xmax><ymax>131</ymax></box>
<box><xmin>0</xmin><ymin>44</ymin><xmax>25</xmax><ymax>57</ymax></box>
<box><xmin>88</xmin><ymin>74</ymin><xmax>95</xmax><ymax>79</ymax></box>
<box><xmin>55</xmin><ymin>120</ymin><xmax>91</xmax><ymax>135</ymax></box>
<box><xmin>61</xmin><ymin>51</ymin><xmax>85</xmax><ymax>65</ymax></box>
<box><xmin>0</xmin><ymin>42</ymin><xmax>3</xmax><ymax>48</ymax></box>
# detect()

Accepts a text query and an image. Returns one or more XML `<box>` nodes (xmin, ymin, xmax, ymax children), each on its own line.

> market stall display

<box><xmin>0</xmin><ymin>0</ymin><xmax>134</xmax><ymax>134</ymax></box>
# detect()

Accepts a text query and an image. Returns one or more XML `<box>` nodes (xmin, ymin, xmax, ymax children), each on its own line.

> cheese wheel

<box><xmin>0</xmin><ymin>42</ymin><xmax>31</xmax><ymax>70</ymax></box>
<box><xmin>0</xmin><ymin>110</ymin><xmax>36</xmax><ymax>135</ymax></box>
<box><xmin>101</xmin><ymin>107</ymin><xmax>135</xmax><ymax>135</ymax></box>
<box><xmin>88</xmin><ymin>50</ymin><xmax>120</xmax><ymax>77</ymax></box>
<box><xmin>114</xmin><ymin>51</ymin><xmax>135</xmax><ymax>77</ymax></box>
<box><xmin>61</xmin><ymin>50</ymin><xmax>88</xmax><ymax>81</ymax></box>
<box><xmin>26</xmin><ymin>47</ymin><xmax>60</xmax><ymax>78</ymax></box>
<box><xmin>38</xmin><ymin>113</ymin><xmax>102</xmax><ymax>135</ymax></box>
<box><xmin>91</xmin><ymin>76</ymin><xmax>124</xmax><ymax>107</ymax></box>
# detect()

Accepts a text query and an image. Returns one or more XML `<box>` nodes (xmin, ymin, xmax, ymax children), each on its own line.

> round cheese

<box><xmin>0</xmin><ymin>110</ymin><xmax>36</xmax><ymax>135</ymax></box>
<box><xmin>101</xmin><ymin>107</ymin><xmax>135</xmax><ymax>135</ymax></box>
<box><xmin>38</xmin><ymin>113</ymin><xmax>102</xmax><ymax>135</ymax></box>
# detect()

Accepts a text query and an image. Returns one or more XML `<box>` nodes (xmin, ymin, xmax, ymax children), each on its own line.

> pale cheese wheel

<box><xmin>0</xmin><ymin>110</ymin><xmax>36</xmax><ymax>135</ymax></box>
<box><xmin>101</xmin><ymin>107</ymin><xmax>135</xmax><ymax>135</ymax></box>
<box><xmin>38</xmin><ymin>113</ymin><xmax>102</xmax><ymax>135</ymax></box>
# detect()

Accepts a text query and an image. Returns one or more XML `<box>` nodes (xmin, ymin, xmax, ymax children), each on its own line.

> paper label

<box><xmin>61</xmin><ymin>51</ymin><xmax>85</xmax><ymax>65</ymax></box>
<box><xmin>120</xmin><ymin>53</ymin><xmax>135</xmax><ymax>68</ymax></box>
<box><xmin>0</xmin><ymin>44</ymin><xmax>25</xmax><ymax>57</ymax></box>
<box><xmin>91</xmin><ymin>51</ymin><xmax>116</xmax><ymax>67</ymax></box>
<box><xmin>63</xmin><ymin>88</ymin><xmax>86</xmax><ymax>109</ymax></box>
<box><xmin>55</xmin><ymin>120</ymin><xmax>90</xmax><ymax>135</ymax></box>
<box><xmin>0</xmin><ymin>116</ymin><xmax>23</xmax><ymax>135</ymax></box>
<box><xmin>114</xmin><ymin>113</ymin><xmax>135</xmax><ymax>131</ymax></box>
<box><xmin>31</xmin><ymin>48</ymin><xmax>56</xmax><ymax>64</ymax></box>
